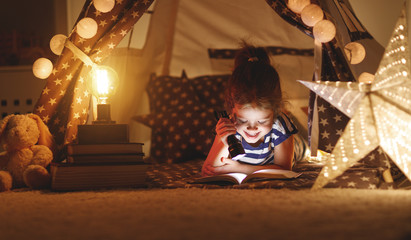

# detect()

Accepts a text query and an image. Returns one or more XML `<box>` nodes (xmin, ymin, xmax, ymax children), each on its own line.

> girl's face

<box><xmin>232</xmin><ymin>104</ymin><xmax>274</xmax><ymax>146</ymax></box>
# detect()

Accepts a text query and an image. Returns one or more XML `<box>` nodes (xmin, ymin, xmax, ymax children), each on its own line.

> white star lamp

<box><xmin>299</xmin><ymin>4</ymin><xmax>411</xmax><ymax>189</ymax></box>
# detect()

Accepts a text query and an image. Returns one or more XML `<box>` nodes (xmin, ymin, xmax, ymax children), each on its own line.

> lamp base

<box><xmin>93</xmin><ymin>104</ymin><xmax>115</xmax><ymax>124</ymax></box>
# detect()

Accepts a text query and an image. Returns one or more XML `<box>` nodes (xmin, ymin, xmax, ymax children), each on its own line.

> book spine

<box><xmin>67</xmin><ymin>143</ymin><xmax>143</xmax><ymax>155</ymax></box>
<box><xmin>67</xmin><ymin>154</ymin><xmax>145</xmax><ymax>164</ymax></box>
<box><xmin>51</xmin><ymin>164</ymin><xmax>148</xmax><ymax>191</ymax></box>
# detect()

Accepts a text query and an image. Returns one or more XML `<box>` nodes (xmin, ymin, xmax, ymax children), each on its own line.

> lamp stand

<box><xmin>92</xmin><ymin>104</ymin><xmax>115</xmax><ymax>124</ymax></box>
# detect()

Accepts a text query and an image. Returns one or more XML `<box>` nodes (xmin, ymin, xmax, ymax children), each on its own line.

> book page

<box><xmin>193</xmin><ymin>172</ymin><xmax>247</xmax><ymax>184</ymax></box>
<box><xmin>225</xmin><ymin>173</ymin><xmax>248</xmax><ymax>184</ymax></box>
<box><xmin>243</xmin><ymin>169</ymin><xmax>302</xmax><ymax>183</ymax></box>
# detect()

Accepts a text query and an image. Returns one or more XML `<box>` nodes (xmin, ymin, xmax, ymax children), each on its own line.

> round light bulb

<box><xmin>313</xmin><ymin>20</ymin><xmax>336</xmax><ymax>43</ymax></box>
<box><xmin>344</xmin><ymin>42</ymin><xmax>366</xmax><ymax>64</ymax></box>
<box><xmin>94</xmin><ymin>0</ymin><xmax>115</xmax><ymax>13</ymax></box>
<box><xmin>76</xmin><ymin>17</ymin><xmax>98</xmax><ymax>39</ymax></box>
<box><xmin>32</xmin><ymin>58</ymin><xmax>53</xmax><ymax>79</ymax></box>
<box><xmin>49</xmin><ymin>34</ymin><xmax>67</xmax><ymax>55</ymax></box>
<box><xmin>88</xmin><ymin>65</ymin><xmax>119</xmax><ymax>104</ymax></box>
<box><xmin>287</xmin><ymin>0</ymin><xmax>310</xmax><ymax>14</ymax></box>
<box><xmin>358</xmin><ymin>72</ymin><xmax>375</xmax><ymax>83</ymax></box>
<box><xmin>301</xmin><ymin>4</ymin><xmax>324</xmax><ymax>27</ymax></box>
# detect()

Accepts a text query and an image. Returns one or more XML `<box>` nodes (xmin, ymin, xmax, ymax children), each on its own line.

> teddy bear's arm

<box><xmin>30</xmin><ymin>145</ymin><xmax>53</xmax><ymax>167</ymax></box>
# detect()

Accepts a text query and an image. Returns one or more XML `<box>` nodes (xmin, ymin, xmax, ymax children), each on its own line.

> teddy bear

<box><xmin>0</xmin><ymin>113</ymin><xmax>55</xmax><ymax>191</ymax></box>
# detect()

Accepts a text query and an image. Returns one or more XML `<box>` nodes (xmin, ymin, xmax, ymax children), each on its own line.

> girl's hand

<box><xmin>201</xmin><ymin>157</ymin><xmax>222</xmax><ymax>176</ymax></box>
<box><xmin>215</xmin><ymin>157</ymin><xmax>241</xmax><ymax>173</ymax></box>
<box><xmin>201</xmin><ymin>157</ymin><xmax>241</xmax><ymax>176</ymax></box>
<box><xmin>215</xmin><ymin>118</ymin><xmax>237</xmax><ymax>146</ymax></box>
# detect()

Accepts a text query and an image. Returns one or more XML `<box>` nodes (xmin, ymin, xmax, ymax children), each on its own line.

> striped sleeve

<box><xmin>271</xmin><ymin>112</ymin><xmax>298</xmax><ymax>146</ymax></box>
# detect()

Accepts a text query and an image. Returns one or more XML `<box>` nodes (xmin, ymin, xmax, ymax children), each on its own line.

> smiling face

<box><xmin>232</xmin><ymin>104</ymin><xmax>274</xmax><ymax>147</ymax></box>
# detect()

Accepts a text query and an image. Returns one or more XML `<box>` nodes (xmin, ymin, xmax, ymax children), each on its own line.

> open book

<box><xmin>192</xmin><ymin>169</ymin><xmax>302</xmax><ymax>185</ymax></box>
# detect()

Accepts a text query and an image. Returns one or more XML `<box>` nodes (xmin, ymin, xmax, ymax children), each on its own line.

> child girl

<box><xmin>201</xmin><ymin>43</ymin><xmax>298</xmax><ymax>176</ymax></box>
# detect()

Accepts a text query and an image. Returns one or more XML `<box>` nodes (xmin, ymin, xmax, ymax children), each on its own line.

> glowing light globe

<box><xmin>287</xmin><ymin>0</ymin><xmax>310</xmax><ymax>14</ymax></box>
<box><xmin>94</xmin><ymin>0</ymin><xmax>115</xmax><ymax>13</ymax></box>
<box><xmin>301</xmin><ymin>4</ymin><xmax>324</xmax><ymax>27</ymax></box>
<box><xmin>88</xmin><ymin>65</ymin><xmax>119</xmax><ymax>104</ymax></box>
<box><xmin>358</xmin><ymin>72</ymin><xmax>375</xmax><ymax>83</ymax></box>
<box><xmin>344</xmin><ymin>42</ymin><xmax>366</xmax><ymax>64</ymax></box>
<box><xmin>32</xmin><ymin>58</ymin><xmax>53</xmax><ymax>79</ymax></box>
<box><xmin>313</xmin><ymin>20</ymin><xmax>336</xmax><ymax>43</ymax></box>
<box><xmin>76</xmin><ymin>17</ymin><xmax>98</xmax><ymax>39</ymax></box>
<box><xmin>49</xmin><ymin>34</ymin><xmax>67</xmax><ymax>55</ymax></box>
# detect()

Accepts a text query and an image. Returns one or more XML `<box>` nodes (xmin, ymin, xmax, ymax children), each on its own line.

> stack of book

<box><xmin>51</xmin><ymin>124</ymin><xmax>148</xmax><ymax>191</ymax></box>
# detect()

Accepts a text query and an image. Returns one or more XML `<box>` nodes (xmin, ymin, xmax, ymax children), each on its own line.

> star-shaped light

<box><xmin>299</xmin><ymin>4</ymin><xmax>411</xmax><ymax>189</ymax></box>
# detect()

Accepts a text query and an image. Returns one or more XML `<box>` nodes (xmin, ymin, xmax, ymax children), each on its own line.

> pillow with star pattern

<box><xmin>146</xmin><ymin>71</ymin><xmax>199</xmax><ymax>113</ymax></box>
<box><xmin>190</xmin><ymin>74</ymin><xmax>229</xmax><ymax>111</ymax></box>
<box><xmin>134</xmin><ymin>72</ymin><xmax>226</xmax><ymax>163</ymax></box>
<box><xmin>134</xmin><ymin>107</ymin><xmax>216</xmax><ymax>163</ymax></box>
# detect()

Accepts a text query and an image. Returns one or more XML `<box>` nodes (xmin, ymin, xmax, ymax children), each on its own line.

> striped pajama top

<box><xmin>234</xmin><ymin>112</ymin><xmax>298</xmax><ymax>165</ymax></box>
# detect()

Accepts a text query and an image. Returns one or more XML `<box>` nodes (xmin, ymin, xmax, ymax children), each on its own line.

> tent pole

<box><xmin>161</xmin><ymin>0</ymin><xmax>179</xmax><ymax>76</ymax></box>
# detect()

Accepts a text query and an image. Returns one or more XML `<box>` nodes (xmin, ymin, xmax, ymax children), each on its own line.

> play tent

<box><xmin>104</xmin><ymin>0</ymin><xmax>317</xmax><ymax>153</ymax></box>
<box><xmin>32</xmin><ymin>0</ymin><xmax>410</xmax><ymax>187</ymax></box>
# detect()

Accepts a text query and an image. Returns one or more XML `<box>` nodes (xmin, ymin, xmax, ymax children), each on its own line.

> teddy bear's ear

<box><xmin>28</xmin><ymin>114</ymin><xmax>56</xmax><ymax>151</ymax></box>
<box><xmin>0</xmin><ymin>114</ymin><xmax>15</xmax><ymax>141</ymax></box>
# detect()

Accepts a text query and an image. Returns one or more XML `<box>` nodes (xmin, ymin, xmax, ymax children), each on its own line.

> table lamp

<box><xmin>90</xmin><ymin>66</ymin><xmax>118</xmax><ymax>124</ymax></box>
<box><xmin>77</xmin><ymin>65</ymin><xmax>128</xmax><ymax>144</ymax></box>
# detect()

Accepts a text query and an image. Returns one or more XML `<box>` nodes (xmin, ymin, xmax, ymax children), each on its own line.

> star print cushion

<box><xmin>133</xmin><ymin>107</ymin><xmax>216</xmax><ymax>163</ymax></box>
<box><xmin>164</xmin><ymin>107</ymin><xmax>216</xmax><ymax>163</ymax></box>
<box><xmin>134</xmin><ymin>71</ymin><xmax>221</xmax><ymax>163</ymax></box>
<box><xmin>190</xmin><ymin>74</ymin><xmax>229</xmax><ymax>111</ymax></box>
<box><xmin>146</xmin><ymin>71</ymin><xmax>199</xmax><ymax>113</ymax></box>
<box><xmin>133</xmin><ymin>113</ymin><xmax>168</xmax><ymax>161</ymax></box>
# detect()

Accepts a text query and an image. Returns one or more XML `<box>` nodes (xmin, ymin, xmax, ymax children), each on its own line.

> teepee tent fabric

<box><xmin>33</xmin><ymin>0</ymin><xmax>388</xmax><ymax>165</ymax></box>
<box><xmin>268</xmin><ymin>0</ymin><xmax>385</xmax><ymax>155</ymax></box>
<box><xmin>33</xmin><ymin>0</ymin><xmax>154</xmax><ymax>161</ymax></box>
<box><xmin>104</xmin><ymin>0</ymin><xmax>316</xmax><ymax>154</ymax></box>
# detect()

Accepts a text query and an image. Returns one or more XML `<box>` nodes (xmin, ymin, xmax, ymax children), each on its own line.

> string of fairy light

<box><xmin>32</xmin><ymin>0</ymin><xmax>116</xmax><ymax>80</ymax></box>
<box><xmin>286</xmin><ymin>0</ymin><xmax>371</xmax><ymax>83</ymax></box>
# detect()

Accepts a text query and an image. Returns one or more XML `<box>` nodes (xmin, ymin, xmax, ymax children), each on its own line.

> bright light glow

<box><xmin>344</xmin><ymin>42</ymin><xmax>366</xmax><ymax>64</ymax></box>
<box><xmin>32</xmin><ymin>58</ymin><xmax>53</xmax><ymax>79</ymax></box>
<box><xmin>76</xmin><ymin>17</ymin><xmax>98</xmax><ymax>39</ymax></box>
<box><xmin>49</xmin><ymin>34</ymin><xmax>67</xmax><ymax>55</ymax></box>
<box><xmin>90</xmin><ymin>66</ymin><xmax>119</xmax><ymax>104</ymax></box>
<box><xmin>313</xmin><ymin>20</ymin><xmax>336</xmax><ymax>43</ymax></box>
<box><xmin>94</xmin><ymin>0</ymin><xmax>115</xmax><ymax>13</ymax></box>
<box><xmin>96</xmin><ymin>68</ymin><xmax>109</xmax><ymax>103</ymax></box>
<box><xmin>301</xmin><ymin>4</ymin><xmax>323</xmax><ymax>27</ymax></box>
<box><xmin>287</xmin><ymin>0</ymin><xmax>310</xmax><ymax>14</ymax></box>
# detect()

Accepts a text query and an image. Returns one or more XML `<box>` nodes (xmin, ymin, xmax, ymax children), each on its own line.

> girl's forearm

<box><xmin>205</xmin><ymin>136</ymin><xmax>229</xmax><ymax>167</ymax></box>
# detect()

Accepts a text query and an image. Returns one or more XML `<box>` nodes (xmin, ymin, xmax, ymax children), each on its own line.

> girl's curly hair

<box><xmin>225</xmin><ymin>42</ymin><xmax>283</xmax><ymax>117</ymax></box>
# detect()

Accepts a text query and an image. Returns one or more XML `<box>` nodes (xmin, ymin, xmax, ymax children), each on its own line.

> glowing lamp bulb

<box><xmin>301</xmin><ymin>4</ymin><xmax>324</xmax><ymax>27</ymax></box>
<box><xmin>76</xmin><ymin>17</ymin><xmax>98</xmax><ymax>39</ymax></box>
<box><xmin>32</xmin><ymin>58</ymin><xmax>53</xmax><ymax>79</ymax></box>
<box><xmin>90</xmin><ymin>66</ymin><xmax>119</xmax><ymax>124</ymax></box>
<box><xmin>90</xmin><ymin>66</ymin><xmax>119</xmax><ymax>104</ymax></box>
<box><xmin>96</xmin><ymin>69</ymin><xmax>110</xmax><ymax>104</ymax></box>
<box><xmin>344</xmin><ymin>42</ymin><xmax>366</xmax><ymax>64</ymax></box>
<box><xmin>94</xmin><ymin>0</ymin><xmax>115</xmax><ymax>13</ymax></box>
<box><xmin>287</xmin><ymin>0</ymin><xmax>310</xmax><ymax>14</ymax></box>
<box><xmin>50</xmin><ymin>34</ymin><xmax>67</xmax><ymax>55</ymax></box>
<box><xmin>313</xmin><ymin>20</ymin><xmax>336</xmax><ymax>43</ymax></box>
